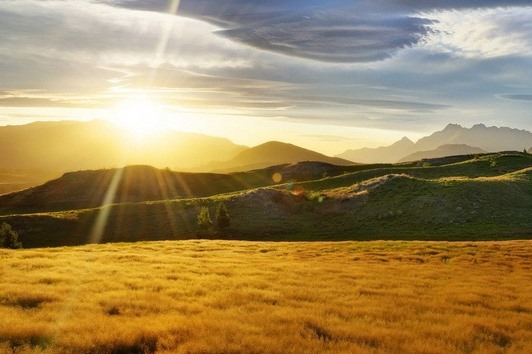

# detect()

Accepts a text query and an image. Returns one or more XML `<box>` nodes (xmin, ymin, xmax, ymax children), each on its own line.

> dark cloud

<box><xmin>289</xmin><ymin>95</ymin><xmax>447</xmax><ymax>111</ymax></box>
<box><xmin>498</xmin><ymin>94</ymin><xmax>532</xmax><ymax>102</ymax></box>
<box><xmin>104</xmin><ymin>0</ymin><xmax>532</xmax><ymax>63</ymax></box>
<box><xmin>216</xmin><ymin>14</ymin><xmax>433</xmax><ymax>63</ymax></box>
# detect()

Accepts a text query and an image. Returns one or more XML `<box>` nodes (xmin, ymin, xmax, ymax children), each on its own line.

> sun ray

<box><xmin>88</xmin><ymin>168</ymin><xmax>124</xmax><ymax>244</ymax></box>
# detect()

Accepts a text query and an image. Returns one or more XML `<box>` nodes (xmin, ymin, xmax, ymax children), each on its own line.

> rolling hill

<box><xmin>201</xmin><ymin>141</ymin><xmax>354</xmax><ymax>172</ymax></box>
<box><xmin>0</xmin><ymin>161</ymin><xmax>360</xmax><ymax>213</ymax></box>
<box><xmin>397</xmin><ymin>144</ymin><xmax>486</xmax><ymax>163</ymax></box>
<box><xmin>1</xmin><ymin>152</ymin><xmax>530</xmax><ymax>248</ymax></box>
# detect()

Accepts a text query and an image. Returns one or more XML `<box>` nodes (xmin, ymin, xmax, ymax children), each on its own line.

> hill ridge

<box><xmin>201</xmin><ymin>140</ymin><xmax>354</xmax><ymax>173</ymax></box>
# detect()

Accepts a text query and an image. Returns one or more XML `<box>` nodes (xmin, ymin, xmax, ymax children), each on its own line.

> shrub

<box><xmin>215</xmin><ymin>202</ymin><xmax>230</xmax><ymax>229</ymax></box>
<box><xmin>0</xmin><ymin>222</ymin><xmax>22</xmax><ymax>249</ymax></box>
<box><xmin>197</xmin><ymin>207</ymin><xmax>212</xmax><ymax>230</ymax></box>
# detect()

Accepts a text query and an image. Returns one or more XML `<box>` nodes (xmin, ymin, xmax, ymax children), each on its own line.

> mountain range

<box><xmin>0</xmin><ymin>120</ymin><xmax>531</xmax><ymax>185</ymax></box>
<box><xmin>337</xmin><ymin>123</ymin><xmax>532</xmax><ymax>163</ymax></box>
<box><xmin>0</xmin><ymin>120</ymin><xmax>354</xmax><ymax>176</ymax></box>
<box><xmin>0</xmin><ymin>120</ymin><xmax>245</xmax><ymax>172</ymax></box>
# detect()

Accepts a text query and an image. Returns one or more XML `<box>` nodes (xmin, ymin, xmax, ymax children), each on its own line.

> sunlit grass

<box><xmin>0</xmin><ymin>240</ymin><xmax>531</xmax><ymax>353</ymax></box>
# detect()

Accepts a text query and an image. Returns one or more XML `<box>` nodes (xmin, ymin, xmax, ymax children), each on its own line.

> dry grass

<box><xmin>0</xmin><ymin>240</ymin><xmax>531</xmax><ymax>353</ymax></box>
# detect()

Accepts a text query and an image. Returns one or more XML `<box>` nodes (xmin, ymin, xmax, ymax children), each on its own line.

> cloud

<box><xmin>498</xmin><ymin>94</ymin><xmax>532</xmax><ymax>102</ymax></box>
<box><xmin>216</xmin><ymin>13</ymin><xmax>433</xmax><ymax>63</ymax></box>
<box><xmin>104</xmin><ymin>0</ymin><xmax>532</xmax><ymax>63</ymax></box>
<box><xmin>0</xmin><ymin>1</ymin><xmax>253</xmax><ymax>68</ymax></box>
<box><xmin>2</xmin><ymin>1</ymin><xmax>532</xmax><ymax>135</ymax></box>
<box><xmin>105</xmin><ymin>0</ymin><xmax>433</xmax><ymax>62</ymax></box>
<box><xmin>0</xmin><ymin>0</ymin><xmax>260</xmax><ymax>96</ymax></box>
<box><xmin>423</xmin><ymin>7</ymin><xmax>532</xmax><ymax>59</ymax></box>
<box><xmin>0</xmin><ymin>92</ymin><xmax>112</xmax><ymax>108</ymax></box>
<box><xmin>114</xmin><ymin>65</ymin><xmax>448</xmax><ymax>119</ymax></box>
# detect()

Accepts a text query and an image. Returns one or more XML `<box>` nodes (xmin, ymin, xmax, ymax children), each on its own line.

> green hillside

<box><xmin>0</xmin><ymin>162</ymin><xmax>361</xmax><ymax>214</ymax></box>
<box><xmin>0</xmin><ymin>152</ymin><xmax>530</xmax><ymax>248</ymax></box>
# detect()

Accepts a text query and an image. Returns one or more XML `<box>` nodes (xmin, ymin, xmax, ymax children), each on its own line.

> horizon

<box><xmin>1</xmin><ymin>1</ymin><xmax>532</xmax><ymax>155</ymax></box>
<box><xmin>2</xmin><ymin>118</ymin><xmax>530</xmax><ymax>158</ymax></box>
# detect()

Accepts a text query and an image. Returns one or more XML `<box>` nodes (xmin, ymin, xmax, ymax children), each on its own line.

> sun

<box><xmin>109</xmin><ymin>96</ymin><xmax>168</xmax><ymax>140</ymax></box>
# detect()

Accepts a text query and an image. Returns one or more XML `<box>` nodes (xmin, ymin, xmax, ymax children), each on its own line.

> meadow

<box><xmin>1</xmin><ymin>240</ymin><xmax>531</xmax><ymax>353</ymax></box>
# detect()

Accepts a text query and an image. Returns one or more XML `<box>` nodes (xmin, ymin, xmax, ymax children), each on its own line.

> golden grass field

<box><xmin>0</xmin><ymin>240</ymin><xmax>531</xmax><ymax>354</ymax></box>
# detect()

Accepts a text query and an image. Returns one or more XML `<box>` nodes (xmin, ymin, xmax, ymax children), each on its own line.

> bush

<box><xmin>215</xmin><ymin>202</ymin><xmax>230</xmax><ymax>229</ymax></box>
<box><xmin>197</xmin><ymin>207</ymin><xmax>212</xmax><ymax>230</ymax></box>
<box><xmin>0</xmin><ymin>222</ymin><xmax>22</xmax><ymax>249</ymax></box>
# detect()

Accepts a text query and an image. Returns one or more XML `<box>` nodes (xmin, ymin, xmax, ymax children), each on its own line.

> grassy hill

<box><xmin>0</xmin><ymin>162</ymin><xmax>360</xmax><ymax>214</ymax></box>
<box><xmin>0</xmin><ymin>152</ymin><xmax>530</xmax><ymax>248</ymax></box>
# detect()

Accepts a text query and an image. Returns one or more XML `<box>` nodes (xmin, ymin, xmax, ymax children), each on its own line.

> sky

<box><xmin>1</xmin><ymin>0</ymin><xmax>532</xmax><ymax>155</ymax></box>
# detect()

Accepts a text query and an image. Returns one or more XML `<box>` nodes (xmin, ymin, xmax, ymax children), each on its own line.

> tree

<box><xmin>215</xmin><ymin>202</ymin><xmax>230</xmax><ymax>230</ymax></box>
<box><xmin>0</xmin><ymin>222</ymin><xmax>22</xmax><ymax>249</ymax></box>
<box><xmin>197</xmin><ymin>207</ymin><xmax>212</xmax><ymax>230</ymax></box>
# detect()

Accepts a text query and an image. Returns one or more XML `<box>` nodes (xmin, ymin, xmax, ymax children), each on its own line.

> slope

<box><xmin>0</xmin><ymin>161</ymin><xmax>365</xmax><ymax>213</ymax></box>
<box><xmin>1</xmin><ymin>152</ymin><xmax>530</xmax><ymax>248</ymax></box>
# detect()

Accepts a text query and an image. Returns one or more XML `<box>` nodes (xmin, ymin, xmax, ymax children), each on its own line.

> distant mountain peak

<box><xmin>338</xmin><ymin>122</ymin><xmax>532</xmax><ymax>164</ymax></box>
<box><xmin>443</xmin><ymin>123</ymin><xmax>463</xmax><ymax>131</ymax></box>
<box><xmin>399</xmin><ymin>136</ymin><xmax>414</xmax><ymax>143</ymax></box>
<box><xmin>391</xmin><ymin>136</ymin><xmax>415</xmax><ymax>148</ymax></box>
<box><xmin>472</xmin><ymin>123</ymin><xmax>487</xmax><ymax>129</ymax></box>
